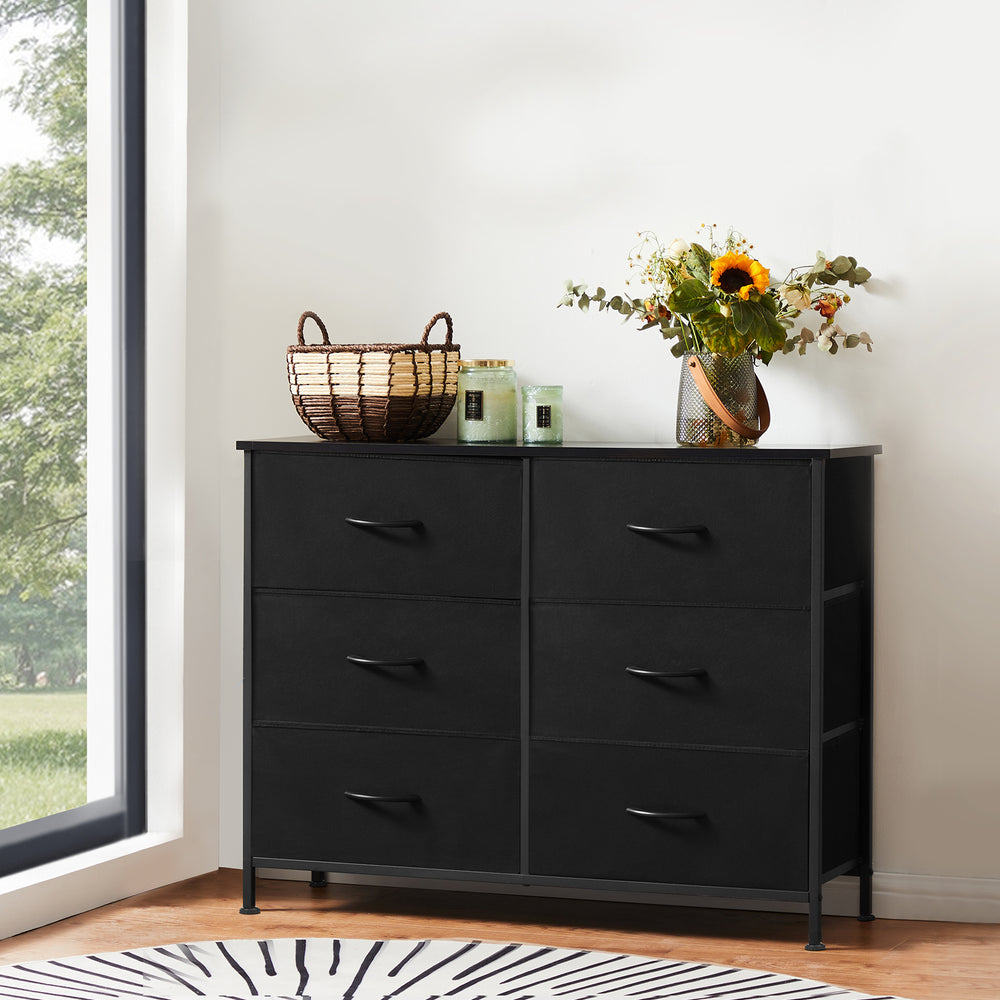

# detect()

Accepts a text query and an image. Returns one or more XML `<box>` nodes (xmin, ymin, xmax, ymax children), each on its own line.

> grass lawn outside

<box><xmin>0</xmin><ymin>690</ymin><xmax>87</xmax><ymax>831</ymax></box>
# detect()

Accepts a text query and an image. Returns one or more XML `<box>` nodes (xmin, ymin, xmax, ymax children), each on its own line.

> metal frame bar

<box><xmin>241</xmin><ymin>455</ymin><xmax>260</xmax><ymax>913</ymax></box>
<box><xmin>250</xmin><ymin>856</ymin><xmax>811</xmax><ymax>902</ymax></box>
<box><xmin>119</xmin><ymin>0</ymin><xmax>147</xmax><ymax>842</ymax></box>
<box><xmin>519</xmin><ymin>460</ymin><xmax>532</xmax><ymax>879</ymax></box>
<box><xmin>858</xmin><ymin>458</ymin><xmax>876</xmax><ymax>921</ymax></box>
<box><xmin>805</xmin><ymin>458</ymin><xmax>826</xmax><ymax>950</ymax></box>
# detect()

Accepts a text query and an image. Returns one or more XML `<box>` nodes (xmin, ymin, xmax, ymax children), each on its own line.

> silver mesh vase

<box><xmin>676</xmin><ymin>350</ymin><xmax>759</xmax><ymax>447</ymax></box>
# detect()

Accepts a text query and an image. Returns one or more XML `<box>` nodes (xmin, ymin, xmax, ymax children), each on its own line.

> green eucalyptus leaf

<box><xmin>670</xmin><ymin>340</ymin><xmax>686</xmax><ymax>357</ymax></box>
<box><xmin>831</xmin><ymin>255</ymin><xmax>853</xmax><ymax>275</ymax></box>
<box><xmin>845</xmin><ymin>334</ymin><xmax>860</xmax><ymax>348</ymax></box>
<box><xmin>609</xmin><ymin>295</ymin><xmax>623</xmax><ymax>310</ymax></box>
<box><xmin>578</xmin><ymin>293</ymin><xmax>590</xmax><ymax>312</ymax></box>
<box><xmin>594</xmin><ymin>287</ymin><xmax>606</xmax><ymax>301</ymax></box>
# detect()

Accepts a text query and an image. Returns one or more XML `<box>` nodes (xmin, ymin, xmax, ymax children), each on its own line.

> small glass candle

<box><xmin>457</xmin><ymin>360</ymin><xmax>517</xmax><ymax>443</ymax></box>
<box><xmin>521</xmin><ymin>385</ymin><xmax>563</xmax><ymax>444</ymax></box>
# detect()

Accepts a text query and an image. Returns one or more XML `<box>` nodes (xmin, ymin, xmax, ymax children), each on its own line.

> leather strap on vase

<box><xmin>686</xmin><ymin>354</ymin><xmax>771</xmax><ymax>440</ymax></box>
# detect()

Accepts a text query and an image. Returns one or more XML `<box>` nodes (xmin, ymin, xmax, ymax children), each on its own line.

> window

<box><xmin>0</xmin><ymin>0</ymin><xmax>145</xmax><ymax>876</ymax></box>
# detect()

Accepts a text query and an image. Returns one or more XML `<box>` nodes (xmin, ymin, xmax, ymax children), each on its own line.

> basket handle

<box><xmin>420</xmin><ymin>312</ymin><xmax>454</xmax><ymax>347</ymax></box>
<box><xmin>686</xmin><ymin>354</ymin><xmax>771</xmax><ymax>440</ymax></box>
<box><xmin>297</xmin><ymin>310</ymin><xmax>330</xmax><ymax>346</ymax></box>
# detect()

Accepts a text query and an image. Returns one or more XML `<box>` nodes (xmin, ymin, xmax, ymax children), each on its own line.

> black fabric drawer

<box><xmin>530</xmin><ymin>459</ymin><xmax>810</xmax><ymax>605</ymax></box>
<box><xmin>531</xmin><ymin>604</ymin><xmax>809</xmax><ymax>749</ymax></box>
<box><xmin>250</xmin><ymin>453</ymin><xmax>521</xmax><ymax>598</ymax></box>
<box><xmin>252</xmin><ymin>592</ymin><xmax>519</xmax><ymax>734</ymax></box>
<box><xmin>252</xmin><ymin>728</ymin><xmax>519</xmax><ymax>873</ymax></box>
<box><xmin>529</xmin><ymin>740</ymin><xmax>807</xmax><ymax>891</ymax></box>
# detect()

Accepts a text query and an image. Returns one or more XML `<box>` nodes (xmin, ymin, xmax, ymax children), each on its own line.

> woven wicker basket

<box><xmin>287</xmin><ymin>310</ymin><xmax>461</xmax><ymax>442</ymax></box>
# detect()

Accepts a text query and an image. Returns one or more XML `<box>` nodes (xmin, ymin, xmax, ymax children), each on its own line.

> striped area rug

<box><xmin>0</xmin><ymin>937</ymin><xmax>912</xmax><ymax>1000</ymax></box>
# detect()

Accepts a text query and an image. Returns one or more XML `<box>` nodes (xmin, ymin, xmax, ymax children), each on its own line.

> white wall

<box><xmin>194</xmin><ymin>0</ymin><xmax>1000</xmax><ymax>921</ymax></box>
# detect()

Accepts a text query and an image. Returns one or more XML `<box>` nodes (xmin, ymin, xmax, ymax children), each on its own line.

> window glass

<box><xmin>0</xmin><ymin>0</ymin><xmax>144</xmax><ymax>874</ymax></box>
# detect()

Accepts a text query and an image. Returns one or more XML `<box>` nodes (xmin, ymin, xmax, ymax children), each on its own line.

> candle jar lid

<box><xmin>459</xmin><ymin>359</ymin><xmax>514</xmax><ymax>368</ymax></box>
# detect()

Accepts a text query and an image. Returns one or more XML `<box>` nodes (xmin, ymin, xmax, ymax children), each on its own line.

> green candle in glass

<box><xmin>521</xmin><ymin>385</ymin><xmax>563</xmax><ymax>444</ymax></box>
<box><xmin>457</xmin><ymin>360</ymin><xmax>517</xmax><ymax>442</ymax></box>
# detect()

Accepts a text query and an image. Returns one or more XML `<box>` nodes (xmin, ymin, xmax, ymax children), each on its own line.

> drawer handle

<box><xmin>346</xmin><ymin>655</ymin><xmax>425</xmax><ymax>669</ymax></box>
<box><xmin>345</xmin><ymin>517</ymin><xmax>424</xmax><ymax>530</ymax></box>
<box><xmin>625</xmin><ymin>666</ymin><xmax>707</xmax><ymax>679</ymax></box>
<box><xmin>626</xmin><ymin>807</ymin><xmax>707</xmax><ymax>820</ymax></box>
<box><xmin>626</xmin><ymin>523</ymin><xmax>707</xmax><ymax>535</ymax></box>
<box><xmin>344</xmin><ymin>791</ymin><xmax>422</xmax><ymax>805</ymax></box>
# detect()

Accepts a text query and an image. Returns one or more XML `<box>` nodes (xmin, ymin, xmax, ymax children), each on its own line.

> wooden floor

<box><xmin>1</xmin><ymin>869</ymin><xmax>998</xmax><ymax>999</ymax></box>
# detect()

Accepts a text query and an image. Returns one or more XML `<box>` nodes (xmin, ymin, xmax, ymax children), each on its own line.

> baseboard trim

<box><xmin>825</xmin><ymin>872</ymin><xmax>1000</xmax><ymax>923</ymax></box>
<box><xmin>257</xmin><ymin>868</ymin><xmax>1000</xmax><ymax>924</ymax></box>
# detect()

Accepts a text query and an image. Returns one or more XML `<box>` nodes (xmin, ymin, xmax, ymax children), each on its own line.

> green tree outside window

<box><xmin>0</xmin><ymin>0</ymin><xmax>87</xmax><ymax>828</ymax></box>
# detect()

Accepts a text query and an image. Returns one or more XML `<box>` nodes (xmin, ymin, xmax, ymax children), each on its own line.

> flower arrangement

<box><xmin>559</xmin><ymin>226</ymin><xmax>873</xmax><ymax>363</ymax></box>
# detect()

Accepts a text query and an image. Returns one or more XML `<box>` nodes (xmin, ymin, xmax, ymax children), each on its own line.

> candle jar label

<box><xmin>535</xmin><ymin>404</ymin><xmax>552</xmax><ymax>428</ymax></box>
<box><xmin>464</xmin><ymin>390</ymin><xmax>484</xmax><ymax>421</ymax></box>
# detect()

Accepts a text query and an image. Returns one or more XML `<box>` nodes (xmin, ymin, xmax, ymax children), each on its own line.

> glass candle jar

<box><xmin>457</xmin><ymin>360</ymin><xmax>517</xmax><ymax>443</ymax></box>
<box><xmin>521</xmin><ymin>385</ymin><xmax>563</xmax><ymax>444</ymax></box>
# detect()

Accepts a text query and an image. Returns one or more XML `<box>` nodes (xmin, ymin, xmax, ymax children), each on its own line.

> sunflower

<box><xmin>710</xmin><ymin>252</ymin><xmax>770</xmax><ymax>300</ymax></box>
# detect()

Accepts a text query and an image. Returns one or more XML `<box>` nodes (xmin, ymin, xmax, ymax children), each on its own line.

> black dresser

<box><xmin>237</xmin><ymin>438</ymin><xmax>881</xmax><ymax>949</ymax></box>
